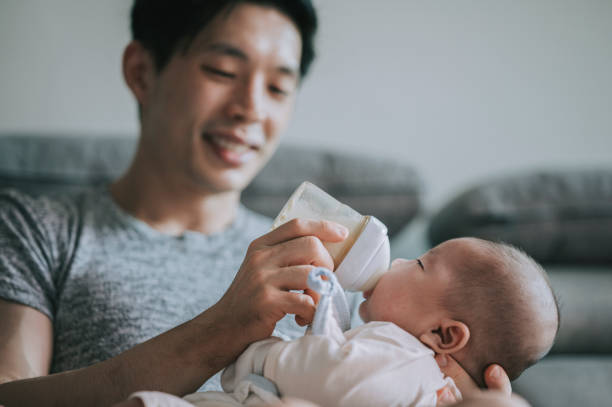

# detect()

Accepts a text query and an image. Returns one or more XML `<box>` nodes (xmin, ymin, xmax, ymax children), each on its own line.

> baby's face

<box><xmin>359</xmin><ymin>245</ymin><xmax>455</xmax><ymax>336</ymax></box>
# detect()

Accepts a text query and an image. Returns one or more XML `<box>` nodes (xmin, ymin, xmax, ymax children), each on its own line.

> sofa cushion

<box><xmin>0</xmin><ymin>133</ymin><xmax>421</xmax><ymax>237</ymax></box>
<box><xmin>513</xmin><ymin>355</ymin><xmax>612</xmax><ymax>407</ymax></box>
<box><xmin>0</xmin><ymin>133</ymin><xmax>136</xmax><ymax>195</ymax></box>
<box><xmin>428</xmin><ymin>170</ymin><xmax>612</xmax><ymax>264</ymax></box>
<box><xmin>547</xmin><ymin>268</ymin><xmax>612</xmax><ymax>354</ymax></box>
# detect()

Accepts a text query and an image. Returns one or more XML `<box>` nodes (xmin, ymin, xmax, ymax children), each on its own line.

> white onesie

<box><xmin>132</xmin><ymin>271</ymin><xmax>460</xmax><ymax>407</ymax></box>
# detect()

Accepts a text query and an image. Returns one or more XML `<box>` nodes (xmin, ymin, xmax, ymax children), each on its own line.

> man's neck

<box><xmin>110</xmin><ymin>165</ymin><xmax>241</xmax><ymax>236</ymax></box>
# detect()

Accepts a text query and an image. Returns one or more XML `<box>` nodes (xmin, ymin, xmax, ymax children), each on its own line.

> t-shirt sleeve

<box><xmin>0</xmin><ymin>190</ymin><xmax>74</xmax><ymax>320</ymax></box>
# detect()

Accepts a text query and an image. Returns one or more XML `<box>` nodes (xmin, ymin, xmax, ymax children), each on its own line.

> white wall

<box><xmin>0</xmin><ymin>0</ymin><xmax>135</xmax><ymax>134</ymax></box>
<box><xmin>1</xmin><ymin>0</ymin><xmax>611</xmax><ymax>209</ymax></box>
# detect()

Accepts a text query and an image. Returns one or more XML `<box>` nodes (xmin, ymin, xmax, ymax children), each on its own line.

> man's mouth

<box><xmin>202</xmin><ymin>131</ymin><xmax>262</xmax><ymax>166</ymax></box>
<box><xmin>204</xmin><ymin>133</ymin><xmax>260</xmax><ymax>153</ymax></box>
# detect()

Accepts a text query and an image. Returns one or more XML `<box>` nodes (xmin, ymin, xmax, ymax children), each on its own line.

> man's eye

<box><xmin>203</xmin><ymin>66</ymin><xmax>236</xmax><ymax>79</ymax></box>
<box><xmin>269</xmin><ymin>85</ymin><xmax>289</xmax><ymax>96</ymax></box>
<box><xmin>270</xmin><ymin>85</ymin><xmax>294</xmax><ymax>100</ymax></box>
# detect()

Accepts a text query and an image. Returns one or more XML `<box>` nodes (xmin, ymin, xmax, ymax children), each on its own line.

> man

<box><xmin>0</xmin><ymin>1</ymin><xmax>511</xmax><ymax>406</ymax></box>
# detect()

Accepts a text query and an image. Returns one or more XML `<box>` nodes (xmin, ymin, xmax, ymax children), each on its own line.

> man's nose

<box><xmin>227</xmin><ymin>74</ymin><xmax>266</xmax><ymax>123</ymax></box>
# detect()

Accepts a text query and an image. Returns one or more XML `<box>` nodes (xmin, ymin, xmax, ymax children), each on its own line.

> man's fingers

<box><xmin>436</xmin><ymin>357</ymin><xmax>513</xmax><ymax>401</ymax></box>
<box><xmin>280</xmin><ymin>291</ymin><xmax>316</xmax><ymax>324</ymax></box>
<box><xmin>223</xmin><ymin>219</ymin><xmax>345</xmax><ymax>342</ymax></box>
<box><xmin>295</xmin><ymin>288</ymin><xmax>320</xmax><ymax>325</ymax></box>
<box><xmin>271</xmin><ymin>236</ymin><xmax>335</xmax><ymax>270</ymax></box>
<box><xmin>483</xmin><ymin>364</ymin><xmax>512</xmax><ymax>396</ymax></box>
<box><xmin>255</xmin><ymin>219</ymin><xmax>348</xmax><ymax>248</ymax></box>
<box><xmin>435</xmin><ymin>354</ymin><xmax>479</xmax><ymax>397</ymax></box>
<box><xmin>303</xmin><ymin>288</ymin><xmax>320</xmax><ymax>305</ymax></box>
<box><xmin>266</xmin><ymin>265</ymin><xmax>313</xmax><ymax>291</ymax></box>
<box><xmin>295</xmin><ymin>315</ymin><xmax>308</xmax><ymax>326</ymax></box>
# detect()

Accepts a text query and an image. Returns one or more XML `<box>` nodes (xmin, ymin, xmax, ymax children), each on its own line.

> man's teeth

<box><xmin>209</xmin><ymin>134</ymin><xmax>252</xmax><ymax>154</ymax></box>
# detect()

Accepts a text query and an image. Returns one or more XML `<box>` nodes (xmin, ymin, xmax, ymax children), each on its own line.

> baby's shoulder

<box><xmin>347</xmin><ymin>321</ymin><xmax>433</xmax><ymax>354</ymax></box>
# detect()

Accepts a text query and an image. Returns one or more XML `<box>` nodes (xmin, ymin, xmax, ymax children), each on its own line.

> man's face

<box><xmin>359</xmin><ymin>242</ymin><xmax>458</xmax><ymax>336</ymax></box>
<box><xmin>139</xmin><ymin>3</ymin><xmax>302</xmax><ymax>193</ymax></box>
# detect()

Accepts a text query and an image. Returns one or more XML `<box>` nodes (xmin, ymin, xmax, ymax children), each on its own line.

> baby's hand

<box><xmin>437</xmin><ymin>384</ymin><xmax>459</xmax><ymax>405</ymax></box>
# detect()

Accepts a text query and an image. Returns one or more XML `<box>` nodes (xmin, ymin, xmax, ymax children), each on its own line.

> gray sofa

<box><xmin>1</xmin><ymin>133</ymin><xmax>611</xmax><ymax>407</ymax></box>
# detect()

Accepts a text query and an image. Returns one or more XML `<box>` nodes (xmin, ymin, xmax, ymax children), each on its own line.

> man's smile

<box><xmin>202</xmin><ymin>130</ymin><xmax>263</xmax><ymax>166</ymax></box>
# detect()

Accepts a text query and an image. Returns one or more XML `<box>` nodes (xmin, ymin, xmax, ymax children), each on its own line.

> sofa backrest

<box><xmin>0</xmin><ymin>133</ymin><xmax>421</xmax><ymax>236</ymax></box>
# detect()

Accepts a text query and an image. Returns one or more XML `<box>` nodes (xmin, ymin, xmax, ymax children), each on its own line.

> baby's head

<box><xmin>359</xmin><ymin>237</ymin><xmax>559</xmax><ymax>387</ymax></box>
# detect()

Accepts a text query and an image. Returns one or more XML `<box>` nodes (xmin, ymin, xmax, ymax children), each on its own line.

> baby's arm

<box><xmin>261</xmin><ymin>334</ymin><xmax>348</xmax><ymax>405</ymax></box>
<box><xmin>220</xmin><ymin>337</ymin><xmax>284</xmax><ymax>391</ymax></box>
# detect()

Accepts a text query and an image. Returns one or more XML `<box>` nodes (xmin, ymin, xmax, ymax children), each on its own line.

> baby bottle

<box><xmin>272</xmin><ymin>181</ymin><xmax>390</xmax><ymax>292</ymax></box>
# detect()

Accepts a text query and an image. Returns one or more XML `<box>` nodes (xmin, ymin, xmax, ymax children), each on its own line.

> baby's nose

<box><xmin>391</xmin><ymin>258</ymin><xmax>408</xmax><ymax>267</ymax></box>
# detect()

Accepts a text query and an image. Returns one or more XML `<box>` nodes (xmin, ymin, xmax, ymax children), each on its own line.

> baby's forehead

<box><xmin>425</xmin><ymin>238</ymin><xmax>504</xmax><ymax>283</ymax></box>
<box><xmin>428</xmin><ymin>237</ymin><xmax>485</xmax><ymax>259</ymax></box>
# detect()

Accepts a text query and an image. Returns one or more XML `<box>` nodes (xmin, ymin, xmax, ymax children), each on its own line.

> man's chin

<box><xmin>195</xmin><ymin>171</ymin><xmax>256</xmax><ymax>194</ymax></box>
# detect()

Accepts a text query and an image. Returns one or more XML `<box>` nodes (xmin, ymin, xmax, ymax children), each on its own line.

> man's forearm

<box><xmin>0</xmin><ymin>308</ymin><xmax>247</xmax><ymax>407</ymax></box>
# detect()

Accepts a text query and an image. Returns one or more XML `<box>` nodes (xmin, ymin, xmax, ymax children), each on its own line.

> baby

<box><xmin>125</xmin><ymin>237</ymin><xmax>559</xmax><ymax>407</ymax></box>
<box><xmin>359</xmin><ymin>237</ymin><xmax>559</xmax><ymax>386</ymax></box>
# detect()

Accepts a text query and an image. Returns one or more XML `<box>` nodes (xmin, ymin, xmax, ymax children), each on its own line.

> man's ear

<box><xmin>122</xmin><ymin>41</ymin><xmax>156</xmax><ymax>108</ymax></box>
<box><xmin>419</xmin><ymin>318</ymin><xmax>470</xmax><ymax>354</ymax></box>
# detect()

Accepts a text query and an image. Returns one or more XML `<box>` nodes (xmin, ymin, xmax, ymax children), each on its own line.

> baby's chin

<box><xmin>358</xmin><ymin>300</ymin><xmax>371</xmax><ymax>322</ymax></box>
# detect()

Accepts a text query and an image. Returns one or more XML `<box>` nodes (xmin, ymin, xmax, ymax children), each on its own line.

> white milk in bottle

<box><xmin>272</xmin><ymin>182</ymin><xmax>390</xmax><ymax>292</ymax></box>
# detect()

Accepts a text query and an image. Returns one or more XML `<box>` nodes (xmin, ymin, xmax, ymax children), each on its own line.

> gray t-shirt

<box><xmin>0</xmin><ymin>187</ymin><xmax>319</xmax><ymax>390</ymax></box>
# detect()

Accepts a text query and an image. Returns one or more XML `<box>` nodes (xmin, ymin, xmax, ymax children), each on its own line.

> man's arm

<box><xmin>0</xmin><ymin>219</ymin><xmax>346</xmax><ymax>407</ymax></box>
<box><xmin>0</xmin><ymin>304</ymin><xmax>235</xmax><ymax>407</ymax></box>
<box><xmin>0</xmin><ymin>300</ymin><xmax>53</xmax><ymax>384</ymax></box>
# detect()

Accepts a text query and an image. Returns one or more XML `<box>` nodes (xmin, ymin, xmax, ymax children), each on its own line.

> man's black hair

<box><xmin>131</xmin><ymin>0</ymin><xmax>318</xmax><ymax>78</ymax></box>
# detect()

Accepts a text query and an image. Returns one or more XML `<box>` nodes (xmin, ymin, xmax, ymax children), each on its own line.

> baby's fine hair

<box><xmin>441</xmin><ymin>238</ymin><xmax>560</xmax><ymax>386</ymax></box>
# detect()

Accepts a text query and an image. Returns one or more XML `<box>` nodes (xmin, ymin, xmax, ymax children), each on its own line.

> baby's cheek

<box><xmin>358</xmin><ymin>300</ymin><xmax>369</xmax><ymax>321</ymax></box>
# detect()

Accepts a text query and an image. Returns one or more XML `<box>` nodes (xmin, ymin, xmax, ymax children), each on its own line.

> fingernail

<box><xmin>437</xmin><ymin>355</ymin><xmax>448</xmax><ymax>367</ymax></box>
<box><xmin>336</xmin><ymin>224</ymin><xmax>349</xmax><ymax>238</ymax></box>
<box><xmin>491</xmin><ymin>365</ymin><xmax>501</xmax><ymax>378</ymax></box>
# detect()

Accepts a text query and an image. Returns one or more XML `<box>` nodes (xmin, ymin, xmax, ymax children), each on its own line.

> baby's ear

<box><xmin>419</xmin><ymin>318</ymin><xmax>470</xmax><ymax>354</ymax></box>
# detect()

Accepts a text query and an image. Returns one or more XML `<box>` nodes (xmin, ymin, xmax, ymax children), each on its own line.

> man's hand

<box><xmin>435</xmin><ymin>354</ymin><xmax>512</xmax><ymax>397</ymax></box>
<box><xmin>206</xmin><ymin>219</ymin><xmax>348</xmax><ymax>348</ymax></box>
